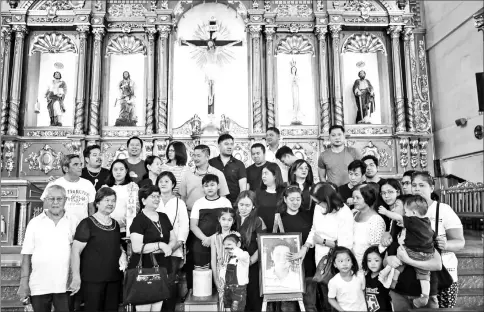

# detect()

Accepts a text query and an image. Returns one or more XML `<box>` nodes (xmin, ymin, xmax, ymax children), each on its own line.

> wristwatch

<box><xmin>323</xmin><ymin>238</ymin><xmax>326</xmax><ymax>246</ymax></box>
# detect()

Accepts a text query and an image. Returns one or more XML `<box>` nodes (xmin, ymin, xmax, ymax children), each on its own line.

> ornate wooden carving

<box><xmin>330</xmin><ymin>24</ymin><xmax>343</xmax><ymax>126</ymax></box>
<box><xmin>264</xmin><ymin>27</ymin><xmax>276</xmax><ymax>129</ymax></box>
<box><xmin>74</xmin><ymin>26</ymin><xmax>89</xmax><ymax>135</ymax></box>
<box><xmin>388</xmin><ymin>25</ymin><xmax>405</xmax><ymax>133</ymax></box>
<box><xmin>89</xmin><ymin>27</ymin><xmax>105</xmax><ymax>136</ymax></box>
<box><xmin>1</xmin><ymin>26</ymin><xmax>12</xmax><ymax>135</ymax></box>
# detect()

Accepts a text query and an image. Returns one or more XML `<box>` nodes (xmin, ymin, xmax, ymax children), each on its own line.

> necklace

<box><xmin>151</xmin><ymin>219</ymin><xmax>163</xmax><ymax>237</ymax></box>
<box><xmin>86</xmin><ymin>168</ymin><xmax>101</xmax><ymax>178</ymax></box>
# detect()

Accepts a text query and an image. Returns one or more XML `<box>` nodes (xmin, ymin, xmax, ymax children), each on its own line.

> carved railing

<box><xmin>441</xmin><ymin>182</ymin><xmax>484</xmax><ymax>217</ymax></box>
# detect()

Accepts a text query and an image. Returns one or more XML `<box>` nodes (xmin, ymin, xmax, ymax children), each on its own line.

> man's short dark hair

<box><xmin>275</xmin><ymin>146</ymin><xmax>293</xmax><ymax>161</ymax></box>
<box><xmin>202</xmin><ymin>173</ymin><xmax>219</xmax><ymax>185</ymax></box>
<box><xmin>362</xmin><ymin>155</ymin><xmax>379</xmax><ymax>167</ymax></box>
<box><xmin>83</xmin><ymin>144</ymin><xmax>101</xmax><ymax>160</ymax></box>
<box><xmin>266</xmin><ymin>127</ymin><xmax>280</xmax><ymax>136</ymax></box>
<box><xmin>194</xmin><ymin>144</ymin><xmax>210</xmax><ymax>157</ymax></box>
<box><xmin>348</xmin><ymin>159</ymin><xmax>366</xmax><ymax>173</ymax></box>
<box><xmin>218</xmin><ymin>133</ymin><xmax>234</xmax><ymax>144</ymax></box>
<box><xmin>329</xmin><ymin>125</ymin><xmax>345</xmax><ymax>134</ymax></box>
<box><xmin>251</xmin><ymin>143</ymin><xmax>266</xmax><ymax>153</ymax></box>
<box><xmin>127</xmin><ymin>136</ymin><xmax>143</xmax><ymax>148</ymax></box>
<box><xmin>61</xmin><ymin>154</ymin><xmax>81</xmax><ymax>174</ymax></box>
<box><xmin>403</xmin><ymin>170</ymin><xmax>416</xmax><ymax>178</ymax></box>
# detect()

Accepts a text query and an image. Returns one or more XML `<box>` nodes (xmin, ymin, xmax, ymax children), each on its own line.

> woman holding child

<box><xmin>412</xmin><ymin>171</ymin><xmax>464</xmax><ymax>308</ymax></box>
<box><xmin>235</xmin><ymin>191</ymin><xmax>266</xmax><ymax>312</ymax></box>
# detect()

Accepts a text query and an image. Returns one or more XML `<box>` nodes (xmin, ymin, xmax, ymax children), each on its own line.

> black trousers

<box><xmin>31</xmin><ymin>292</ymin><xmax>70</xmax><ymax>312</ymax></box>
<box><xmin>245</xmin><ymin>264</ymin><xmax>262</xmax><ymax>312</ymax></box>
<box><xmin>81</xmin><ymin>280</ymin><xmax>121</xmax><ymax>312</ymax></box>
<box><xmin>162</xmin><ymin>256</ymin><xmax>183</xmax><ymax>312</ymax></box>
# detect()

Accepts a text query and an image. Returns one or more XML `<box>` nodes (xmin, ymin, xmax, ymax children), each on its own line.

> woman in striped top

<box><xmin>161</xmin><ymin>141</ymin><xmax>188</xmax><ymax>197</ymax></box>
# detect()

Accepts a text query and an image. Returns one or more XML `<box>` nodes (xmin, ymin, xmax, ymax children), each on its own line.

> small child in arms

<box><xmin>222</xmin><ymin>233</ymin><xmax>250</xmax><ymax>312</ymax></box>
<box><xmin>378</xmin><ymin>195</ymin><xmax>434</xmax><ymax>308</ymax></box>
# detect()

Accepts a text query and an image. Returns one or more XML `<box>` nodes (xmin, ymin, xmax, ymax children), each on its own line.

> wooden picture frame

<box><xmin>257</xmin><ymin>232</ymin><xmax>305</xmax><ymax>296</ymax></box>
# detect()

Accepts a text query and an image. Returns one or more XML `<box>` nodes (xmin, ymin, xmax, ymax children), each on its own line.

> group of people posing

<box><xmin>17</xmin><ymin>125</ymin><xmax>465</xmax><ymax>312</ymax></box>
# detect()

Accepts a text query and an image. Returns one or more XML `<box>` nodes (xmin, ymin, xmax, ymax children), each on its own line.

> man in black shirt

<box><xmin>81</xmin><ymin>145</ymin><xmax>110</xmax><ymax>191</ymax></box>
<box><xmin>362</xmin><ymin>155</ymin><xmax>386</xmax><ymax>187</ymax></box>
<box><xmin>338</xmin><ymin>160</ymin><xmax>366</xmax><ymax>208</ymax></box>
<box><xmin>246</xmin><ymin>143</ymin><xmax>273</xmax><ymax>192</ymax></box>
<box><xmin>209</xmin><ymin>134</ymin><xmax>247</xmax><ymax>205</ymax></box>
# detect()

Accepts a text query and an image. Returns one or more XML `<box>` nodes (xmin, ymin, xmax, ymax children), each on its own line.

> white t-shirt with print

<box><xmin>426</xmin><ymin>201</ymin><xmax>463</xmax><ymax>281</ymax></box>
<box><xmin>190</xmin><ymin>196</ymin><xmax>232</xmax><ymax>219</ymax></box>
<box><xmin>328</xmin><ymin>273</ymin><xmax>367</xmax><ymax>312</ymax></box>
<box><xmin>41</xmin><ymin>177</ymin><xmax>96</xmax><ymax>221</ymax></box>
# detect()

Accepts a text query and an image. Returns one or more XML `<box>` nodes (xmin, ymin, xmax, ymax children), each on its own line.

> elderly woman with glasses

<box><xmin>128</xmin><ymin>185</ymin><xmax>177</xmax><ymax>311</ymax></box>
<box><xmin>69</xmin><ymin>187</ymin><xmax>127</xmax><ymax>312</ymax></box>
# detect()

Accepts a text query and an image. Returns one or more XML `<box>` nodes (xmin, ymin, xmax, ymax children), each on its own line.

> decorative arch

<box><xmin>19</xmin><ymin>0</ymin><xmax>85</xmax><ymax>10</ymax></box>
<box><xmin>341</xmin><ymin>33</ymin><xmax>387</xmax><ymax>55</ymax></box>
<box><xmin>30</xmin><ymin>32</ymin><xmax>78</xmax><ymax>54</ymax></box>
<box><xmin>106</xmin><ymin>35</ymin><xmax>146</xmax><ymax>56</ymax></box>
<box><xmin>276</xmin><ymin>35</ymin><xmax>314</xmax><ymax>55</ymax></box>
<box><xmin>172</xmin><ymin>0</ymin><xmax>248</xmax><ymax>26</ymax></box>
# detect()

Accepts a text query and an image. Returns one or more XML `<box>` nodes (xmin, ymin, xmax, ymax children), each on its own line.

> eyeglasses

<box><xmin>381</xmin><ymin>191</ymin><xmax>396</xmax><ymax>196</ymax></box>
<box><xmin>101</xmin><ymin>198</ymin><xmax>116</xmax><ymax>204</ymax></box>
<box><xmin>148</xmin><ymin>194</ymin><xmax>161</xmax><ymax>200</ymax></box>
<box><xmin>45</xmin><ymin>197</ymin><xmax>66</xmax><ymax>203</ymax></box>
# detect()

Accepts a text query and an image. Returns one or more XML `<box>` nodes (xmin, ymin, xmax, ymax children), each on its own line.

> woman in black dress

<box><xmin>288</xmin><ymin>159</ymin><xmax>315</xmax><ymax>212</ymax></box>
<box><xmin>236</xmin><ymin>190</ymin><xmax>266</xmax><ymax>312</ymax></box>
<box><xmin>69</xmin><ymin>187</ymin><xmax>127</xmax><ymax>312</ymax></box>
<box><xmin>255</xmin><ymin>162</ymin><xmax>285</xmax><ymax>232</ymax></box>
<box><xmin>281</xmin><ymin>186</ymin><xmax>317</xmax><ymax>312</ymax></box>
<box><xmin>129</xmin><ymin>185</ymin><xmax>177</xmax><ymax>312</ymax></box>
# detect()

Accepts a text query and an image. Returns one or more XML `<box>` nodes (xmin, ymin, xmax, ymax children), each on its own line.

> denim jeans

<box><xmin>389</xmin><ymin>290</ymin><xmax>438</xmax><ymax>310</ymax></box>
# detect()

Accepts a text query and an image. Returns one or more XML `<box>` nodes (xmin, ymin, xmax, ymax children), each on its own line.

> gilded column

<box><xmin>264</xmin><ymin>26</ymin><xmax>276</xmax><ymax>129</ymax></box>
<box><xmin>330</xmin><ymin>25</ymin><xmax>343</xmax><ymax>126</ymax></box>
<box><xmin>402</xmin><ymin>27</ymin><xmax>416</xmax><ymax>132</ymax></box>
<box><xmin>156</xmin><ymin>25</ymin><xmax>170</xmax><ymax>134</ymax></box>
<box><xmin>17</xmin><ymin>202</ymin><xmax>27</xmax><ymax>245</ymax></box>
<box><xmin>1</xmin><ymin>26</ymin><xmax>12</xmax><ymax>135</ymax></box>
<box><xmin>7</xmin><ymin>25</ymin><xmax>27</xmax><ymax>136</ymax></box>
<box><xmin>74</xmin><ymin>26</ymin><xmax>89</xmax><ymax>135</ymax></box>
<box><xmin>316</xmin><ymin>25</ymin><xmax>330</xmax><ymax>133</ymax></box>
<box><xmin>388</xmin><ymin>25</ymin><xmax>405</xmax><ymax>133</ymax></box>
<box><xmin>145</xmin><ymin>27</ymin><xmax>157</xmax><ymax>135</ymax></box>
<box><xmin>88</xmin><ymin>27</ymin><xmax>105</xmax><ymax>136</ymax></box>
<box><xmin>249</xmin><ymin>25</ymin><xmax>263</xmax><ymax>133</ymax></box>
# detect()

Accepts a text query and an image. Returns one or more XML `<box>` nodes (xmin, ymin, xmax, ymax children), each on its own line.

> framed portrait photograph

<box><xmin>257</xmin><ymin>233</ymin><xmax>305</xmax><ymax>296</ymax></box>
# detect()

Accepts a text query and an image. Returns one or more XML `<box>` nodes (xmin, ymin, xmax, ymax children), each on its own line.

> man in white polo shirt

<box><xmin>41</xmin><ymin>154</ymin><xmax>96</xmax><ymax>220</ymax></box>
<box><xmin>17</xmin><ymin>185</ymin><xmax>80</xmax><ymax>312</ymax></box>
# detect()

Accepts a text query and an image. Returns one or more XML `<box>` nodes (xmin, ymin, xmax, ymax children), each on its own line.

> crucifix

<box><xmin>181</xmin><ymin>17</ymin><xmax>242</xmax><ymax>116</ymax></box>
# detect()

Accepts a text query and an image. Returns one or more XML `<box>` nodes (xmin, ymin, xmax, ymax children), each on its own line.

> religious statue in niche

<box><xmin>290</xmin><ymin>59</ymin><xmax>303</xmax><ymax>125</ymax></box>
<box><xmin>115</xmin><ymin>71</ymin><xmax>138</xmax><ymax>127</ymax></box>
<box><xmin>37</xmin><ymin>71</ymin><xmax>67</xmax><ymax>126</ymax></box>
<box><xmin>181</xmin><ymin>17</ymin><xmax>242</xmax><ymax>120</ymax></box>
<box><xmin>353</xmin><ymin>70</ymin><xmax>375</xmax><ymax>124</ymax></box>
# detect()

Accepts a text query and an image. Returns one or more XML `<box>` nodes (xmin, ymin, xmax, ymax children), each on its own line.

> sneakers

<box><xmin>413</xmin><ymin>294</ymin><xmax>429</xmax><ymax>308</ymax></box>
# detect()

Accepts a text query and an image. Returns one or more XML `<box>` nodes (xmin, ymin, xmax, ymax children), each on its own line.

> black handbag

<box><xmin>312</xmin><ymin>240</ymin><xmax>337</xmax><ymax>285</ymax></box>
<box><xmin>431</xmin><ymin>201</ymin><xmax>454</xmax><ymax>291</ymax></box>
<box><xmin>123</xmin><ymin>244</ymin><xmax>171</xmax><ymax>305</ymax></box>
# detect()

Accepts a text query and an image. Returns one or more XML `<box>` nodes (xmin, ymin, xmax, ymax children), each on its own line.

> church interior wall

<box><xmin>423</xmin><ymin>1</ymin><xmax>483</xmax><ymax>183</ymax></box>
<box><xmin>0</xmin><ymin>0</ymin><xmax>438</xmax><ymax>186</ymax></box>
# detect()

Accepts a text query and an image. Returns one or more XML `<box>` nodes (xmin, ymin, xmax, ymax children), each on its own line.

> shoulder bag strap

<box><xmin>435</xmin><ymin>201</ymin><xmax>440</xmax><ymax>237</ymax></box>
<box><xmin>136</xmin><ymin>244</ymin><xmax>146</xmax><ymax>268</ymax></box>
<box><xmin>172</xmin><ymin>198</ymin><xmax>179</xmax><ymax>227</ymax></box>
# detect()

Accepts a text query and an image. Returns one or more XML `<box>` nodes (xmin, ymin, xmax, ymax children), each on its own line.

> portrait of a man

<box><xmin>258</xmin><ymin>234</ymin><xmax>304</xmax><ymax>295</ymax></box>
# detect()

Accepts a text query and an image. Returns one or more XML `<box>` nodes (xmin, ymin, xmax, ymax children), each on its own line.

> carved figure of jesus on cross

<box><xmin>181</xmin><ymin>17</ymin><xmax>242</xmax><ymax>116</ymax></box>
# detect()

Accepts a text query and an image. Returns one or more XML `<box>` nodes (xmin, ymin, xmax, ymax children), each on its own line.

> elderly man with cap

<box><xmin>17</xmin><ymin>185</ymin><xmax>79</xmax><ymax>312</ymax></box>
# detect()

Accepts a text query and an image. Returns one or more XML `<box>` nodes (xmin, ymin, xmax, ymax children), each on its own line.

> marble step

<box><xmin>458</xmin><ymin>268</ymin><xmax>484</xmax><ymax>289</ymax></box>
<box><xmin>1</xmin><ymin>266</ymin><xmax>21</xmax><ymax>281</ymax></box>
<box><xmin>457</xmin><ymin>255</ymin><xmax>484</xmax><ymax>270</ymax></box>
<box><xmin>0</xmin><ymin>299</ymin><xmax>24</xmax><ymax>312</ymax></box>
<box><xmin>456</xmin><ymin>288</ymin><xmax>484</xmax><ymax>308</ymax></box>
